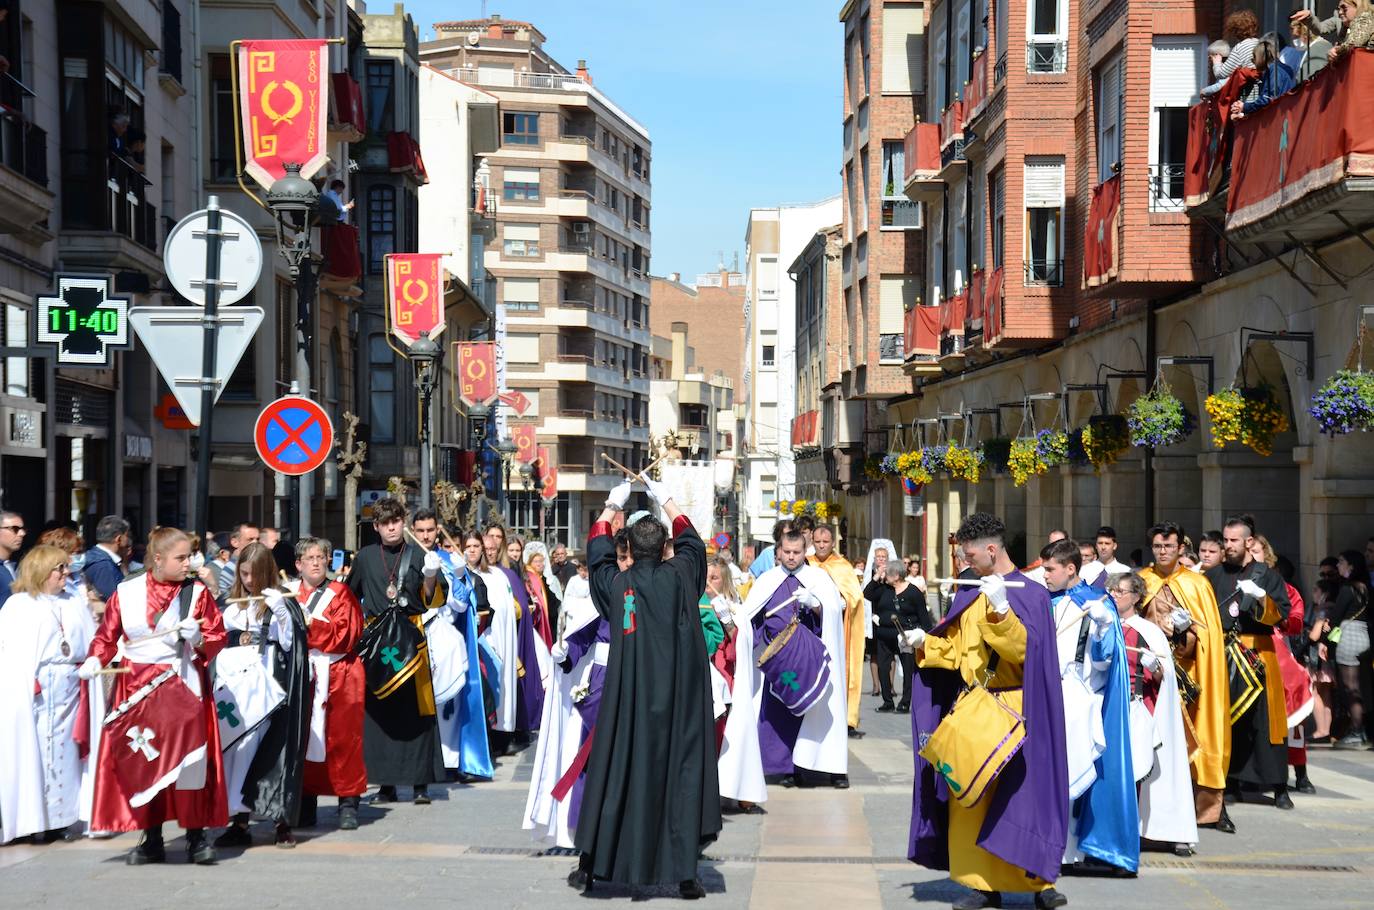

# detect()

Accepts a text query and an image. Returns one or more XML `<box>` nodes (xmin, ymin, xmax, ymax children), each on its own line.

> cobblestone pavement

<box><xmin>2</xmin><ymin>698</ymin><xmax>1370</xmax><ymax>909</ymax></box>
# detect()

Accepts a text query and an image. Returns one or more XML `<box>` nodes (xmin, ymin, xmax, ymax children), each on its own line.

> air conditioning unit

<box><xmin>571</xmin><ymin>222</ymin><xmax>590</xmax><ymax>235</ymax></box>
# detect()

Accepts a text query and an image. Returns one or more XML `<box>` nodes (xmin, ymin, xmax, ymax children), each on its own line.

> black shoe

<box><xmin>831</xmin><ymin>774</ymin><xmax>850</xmax><ymax>789</ymax></box>
<box><xmin>126</xmin><ymin>834</ymin><xmax>166</xmax><ymax>866</ymax></box>
<box><xmin>896</xmin><ymin>702</ymin><xmax>910</xmax><ymax>712</ymax></box>
<box><xmin>567</xmin><ymin>868</ymin><xmax>589</xmax><ymax>889</ymax></box>
<box><xmin>339</xmin><ymin>797</ymin><xmax>360</xmax><ymax>830</ymax></box>
<box><xmin>876</xmin><ymin>703</ymin><xmax>895</xmax><ymax>713</ymax></box>
<box><xmin>374</xmin><ymin>785</ymin><xmax>398</xmax><ymax>803</ymax></box>
<box><xmin>1295</xmin><ymin>776</ymin><xmax>1316</xmax><ymax>794</ymax></box>
<box><xmin>1215</xmin><ymin>806</ymin><xmax>1236</xmax><ymax>834</ymax></box>
<box><xmin>679</xmin><ymin>879</ymin><xmax>706</xmax><ymax>900</ymax></box>
<box><xmin>1172</xmin><ymin>843</ymin><xmax>1195</xmax><ymax>857</ymax></box>
<box><xmin>1035</xmin><ymin>888</ymin><xmax>1069</xmax><ymax>909</ymax></box>
<box><xmin>413</xmin><ymin>786</ymin><xmax>431</xmax><ymax>805</ymax></box>
<box><xmin>274</xmin><ymin>824</ymin><xmax>297</xmax><ymax>848</ymax></box>
<box><xmin>848</xmin><ymin>727</ymin><xmax>865</xmax><ymax>739</ymax></box>
<box><xmin>186</xmin><ymin>830</ymin><xmax>216</xmax><ymax>865</ymax></box>
<box><xmin>952</xmin><ymin>890</ymin><xmax>1002</xmax><ymax>910</ymax></box>
<box><xmin>780</xmin><ymin>774</ymin><xmax>815</xmax><ymax>789</ymax></box>
<box><xmin>297</xmin><ymin>793</ymin><xmax>318</xmax><ymax>828</ymax></box>
<box><xmin>213</xmin><ymin>824</ymin><xmax>252</xmax><ymax>848</ymax></box>
<box><xmin>739</xmin><ymin>802</ymin><xmax>765</xmax><ymax>815</ymax></box>
<box><xmin>1273</xmin><ymin>788</ymin><xmax>1295</xmax><ymax>810</ymax></box>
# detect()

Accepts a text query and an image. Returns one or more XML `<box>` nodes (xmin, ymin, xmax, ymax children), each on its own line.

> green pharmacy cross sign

<box><xmin>34</xmin><ymin>274</ymin><xmax>133</xmax><ymax>368</ymax></box>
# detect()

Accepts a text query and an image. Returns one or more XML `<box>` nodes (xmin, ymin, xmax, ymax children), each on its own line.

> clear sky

<box><xmin>404</xmin><ymin>0</ymin><xmax>843</xmax><ymax>281</ymax></box>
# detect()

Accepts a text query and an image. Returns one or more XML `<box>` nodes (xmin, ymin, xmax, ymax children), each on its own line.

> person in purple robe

<box><xmin>906</xmin><ymin>512</ymin><xmax>1070</xmax><ymax>910</ymax></box>
<box><xmin>484</xmin><ymin>533</ymin><xmax>544</xmax><ymax>746</ymax></box>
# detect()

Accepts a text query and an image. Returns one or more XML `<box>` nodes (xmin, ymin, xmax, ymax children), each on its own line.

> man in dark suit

<box><xmin>82</xmin><ymin>514</ymin><xmax>132</xmax><ymax>602</ymax></box>
<box><xmin>0</xmin><ymin>509</ymin><xmax>25</xmax><ymax>603</ymax></box>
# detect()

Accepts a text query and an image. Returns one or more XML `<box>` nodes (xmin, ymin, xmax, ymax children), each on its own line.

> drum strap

<box><xmin>392</xmin><ymin>547</ymin><xmax>415</xmax><ymax>608</ymax></box>
<box><xmin>1127</xmin><ymin>628</ymin><xmax>1146</xmax><ymax>697</ymax></box>
<box><xmin>1074</xmin><ymin>615</ymin><xmax>1092</xmax><ymax>664</ymax></box>
<box><xmin>175</xmin><ymin>581</ymin><xmax>195</xmax><ymax>662</ymax></box>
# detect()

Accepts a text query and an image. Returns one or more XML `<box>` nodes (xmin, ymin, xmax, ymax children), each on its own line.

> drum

<box><xmin>104</xmin><ymin>669</ymin><xmax>211</xmax><ymax>808</ymax></box>
<box><xmin>212</xmin><ymin>645</ymin><xmax>286</xmax><ymax>748</ymax></box>
<box><xmin>756</xmin><ymin>616</ymin><xmax>832</xmax><ymax>717</ymax></box>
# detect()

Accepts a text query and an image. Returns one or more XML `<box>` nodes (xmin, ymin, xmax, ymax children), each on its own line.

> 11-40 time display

<box><xmin>34</xmin><ymin>274</ymin><xmax>134</xmax><ymax>368</ymax></box>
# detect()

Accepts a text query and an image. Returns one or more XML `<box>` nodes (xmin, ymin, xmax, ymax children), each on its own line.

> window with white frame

<box><xmin>1027</xmin><ymin>0</ymin><xmax>1067</xmax><ymax>73</ymax></box>
<box><xmin>503</xmin><ymin>277</ymin><xmax>541</xmax><ymax>312</ymax></box>
<box><xmin>932</xmin><ymin>14</ymin><xmax>948</xmax><ymax>112</ymax></box>
<box><xmin>881</xmin><ymin>3</ymin><xmax>925</xmax><ymax>94</ymax></box>
<box><xmin>1023</xmin><ymin>156</ymin><xmax>1064</xmax><ymax>286</ymax></box>
<box><xmin>882</xmin><ymin>141</ymin><xmax>922</xmax><ymax>228</ymax></box>
<box><xmin>1097</xmin><ymin>52</ymin><xmax>1125</xmax><ymax>183</ymax></box>
<box><xmin>503</xmin><ymin>223</ymin><xmax>541</xmax><ymax>258</ymax></box>
<box><xmin>757</xmin><ymin>256</ymin><xmax>779</xmax><ymax>300</ymax></box>
<box><xmin>502</xmin><ymin>167</ymin><xmax>540</xmax><ymax>202</ymax></box>
<box><xmin>879</xmin><ymin>276</ymin><xmax>920</xmax><ymax>362</ymax></box>
<box><xmin>1149</xmin><ymin>38</ymin><xmax>1204</xmax><ymax>211</ymax></box>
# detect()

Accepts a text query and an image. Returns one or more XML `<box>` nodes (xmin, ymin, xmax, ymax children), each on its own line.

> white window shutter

<box><xmin>504</xmin><ymin>223</ymin><xmax>540</xmax><ymax>241</ymax></box>
<box><xmin>503</xmin><ymin>167</ymin><xmax>540</xmax><ymax>184</ymax></box>
<box><xmin>1151</xmin><ymin>38</ymin><xmax>1203</xmax><ymax>107</ymax></box>
<box><xmin>880</xmin><ymin>276</ymin><xmax>918</xmax><ymax>332</ymax></box>
<box><xmin>503</xmin><ymin>277</ymin><xmax>540</xmax><ymax>302</ymax></box>
<box><xmin>881</xmin><ymin>4</ymin><xmax>925</xmax><ymax>95</ymax></box>
<box><xmin>1024</xmin><ymin>156</ymin><xmax>1065</xmax><ymax>208</ymax></box>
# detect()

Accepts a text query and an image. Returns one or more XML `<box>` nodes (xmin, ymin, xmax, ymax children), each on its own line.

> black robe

<box><xmin>1206</xmin><ymin>559</ymin><xmax>1291</xmax><ymax>788</ymax></box>
<box><xmin>574</xmin><ymin>516</ymin><xmax>722</xmax><ymax>885</ymax></box>
<box><xmin>240</xmin><ymin>595</ymin><xmax>311</xmax><ymax>824</ymax></box>
<box><xmin>348</xmin><ymin>542</ymin><xmax>447</xmax><ymax>786</ymax></box>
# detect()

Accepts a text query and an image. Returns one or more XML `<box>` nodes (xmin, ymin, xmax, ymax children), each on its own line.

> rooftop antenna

<box><xmin>717</xmin><ymin>249</ymin><xmax>725</xmax><ymax>271</ymax></box>
<box><xmin>732</xmin><ymin>251</ymin><xmax>739</xmax><ymax>272</ymax></box>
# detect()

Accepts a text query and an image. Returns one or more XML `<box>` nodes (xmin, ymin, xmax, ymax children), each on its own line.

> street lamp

<box><xmin>265</xmin><ymin>162</ymin><xmax>321</xmax><ymax>539</ymax></box>
<box><xmin>496</xmin><ymin>436</ymin><xmax>517</xmax><ymax>512</ymax></box>
<box><xmin>409</xmin><ymin>336</ymin><xmax>442</xmax><ymax>509</ymax></box>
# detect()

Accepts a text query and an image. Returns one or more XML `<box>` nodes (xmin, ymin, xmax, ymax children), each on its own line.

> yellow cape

<box><xmin>810</xmin><ymin>551</ymin><xmax>865</xmax><ymax>729</ymax></box>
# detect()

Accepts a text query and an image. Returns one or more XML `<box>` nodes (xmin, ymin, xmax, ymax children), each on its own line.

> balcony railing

<box><xmin>882</xmin><ymin>198</ymin><xmax>921</xmax><ymax>228</ymax></box>
<box><xmin>1148</xmin><ymin>163</ymin><xmax>1186</xmax><ymax>213</ymax></box>
<box><xmin>0</xmin><ymin>112</ymin><xmax>48</xmax><ymax>187</ymax></box>
<box><xmin>1024</xmin><ymin>258</ymin><xmax>1065</xmax><ymax>286</ymax></box>
<box><xmin>994</xmin><ymin>52</ymin><xmax>1007</xmax><ymax>85</ymax></box>
<box><xmin>1026</xmin><ymin>40</ymin><xmax>1068</xmax><ymax>74</ymax></box>
<box><xmin>105</xmin><ymin>156</ymin><xmax>158</xmax><ymax>250</ymax></box>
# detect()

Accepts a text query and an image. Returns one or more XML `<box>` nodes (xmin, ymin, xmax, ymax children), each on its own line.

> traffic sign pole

<box><xmin>193</xmin><ymin>197</ymin><xmax>226</xmax><ymax>551</ymax></box>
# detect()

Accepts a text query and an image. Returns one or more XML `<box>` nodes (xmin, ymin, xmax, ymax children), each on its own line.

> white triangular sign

<box><xmin>129</xmin><ymin>306</ymin><xmax>265</xmax><ymax>427</ymax></box>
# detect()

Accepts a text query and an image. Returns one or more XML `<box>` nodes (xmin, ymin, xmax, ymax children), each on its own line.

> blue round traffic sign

<box><xmin>254</xmin><ymin>396</ymin><xmax>334</xmax><ymax>476</ymax></box>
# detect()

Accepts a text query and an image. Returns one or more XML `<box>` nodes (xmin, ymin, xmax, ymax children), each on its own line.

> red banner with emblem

<box><xmin>499</xmin><ymin>390</ymin><xmax>531</xmax><ymax>415</ymax></box>
<box><xmin>237</xmin><ymin>39</ymin><xmax>329</xmax><ymax>190</ymax></box>
<box><xmin>511</xmin><ymin>424</ymin><xmax>537</xmax><ymax>464</ymax></box>
<box><xmin>386</xmin><ymin>254</ymin><xmax>445</xmax><ymax>347</ymax></box>
<box><xmin>455</xmin><ymin>341</ymin><xmax>498</xmax><ymax>407</ymax></box>
<box><xmin>536</xmin><ymin>446</ymin><xmax>557</xmax><ymax>502</ymax></box>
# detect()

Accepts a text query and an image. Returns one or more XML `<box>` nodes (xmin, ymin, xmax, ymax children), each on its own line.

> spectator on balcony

<box><xmin>125</xmin><ymin>129</ymin><xmax>147</xmax><ymax>173</ymax></box>
<box><xmin>1208</xmin><ymin>39</ymin><xmax>1231</xmax><ymax>76</ymax></box>
<box><xmin>321</xmin><ymin>178</ymin><xmax>353</xmax><ymax>224</ymax></box>
<box><xmin>1295</xmin><ymin>0</ymin><xmax>1374</xmax><ymax>65</ymax></box>
<box><xmin>1230</xmin><ymin>34</ymin><xmax>1296</xmax><ymax>120</ymax></box>
<box><xmin>1201</xmin><ymin>10</ymin><xmax>1260</xmax><ymax>97</ymax></box>
<box><xmin>1282</xmin><ymin>22</ymin><xmax>1331</xmax><ymax>82</ymax></box>
<box><xmin>108</xmin><ymin>112</ymin><xmax>131</xmax><ymax>157</ymax></box>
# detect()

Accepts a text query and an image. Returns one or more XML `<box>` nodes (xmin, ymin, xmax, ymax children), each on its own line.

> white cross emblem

<box><xmin>126</xmin><ymin>725</ymin><xmax>161</xmax><ymax>762</ymax></box>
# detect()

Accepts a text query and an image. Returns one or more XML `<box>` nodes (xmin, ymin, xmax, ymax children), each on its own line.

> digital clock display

<box><xmin>47</xmin><ymin>306</ymin><xmax>124</xmax><ymax>336</ymax></box>
<box><xmin>34</xmin><ymin>275</ymin><xmax>133</xmax><ymax>368</ymax></box>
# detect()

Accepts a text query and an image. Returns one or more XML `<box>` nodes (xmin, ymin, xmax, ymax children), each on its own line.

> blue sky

<box><xmin>406</xmin><ymin>0</ymin><xmax>843</xmax><ymax>280</ymax></box>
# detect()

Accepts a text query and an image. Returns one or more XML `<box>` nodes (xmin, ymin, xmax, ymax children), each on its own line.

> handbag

<box><xmin>918</xmin><ymin>654</ymin><xmax>1026</xmax><ymax>809</ymax></box>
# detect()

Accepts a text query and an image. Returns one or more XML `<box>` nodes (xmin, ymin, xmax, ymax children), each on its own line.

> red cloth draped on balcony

<box><xmin>904</xmin><ymin>122</ymin><xmax>940</xmax><ymax>182</ymax></box>
<box><xmin>386</xmin><ymin>131</ymin><xmax>429</xmax><ymax>183</ymax></box>
<box><xmin>962</xmin><ymin>56</ymin><xmax>987</xmax><ymax>127</ymax></box>
<box><xmin>1227</xmin><ymin>50</ymin><xmax>1374</xmax><ymax>232</ymax></box>
<box><xmin>984</xmin><ymin>267</ymin><xmax>1005</xmax><ymax>341</ymax></box>
<box><xmin>904</xmin><ymin>305</ymin><xmax>941</xmax><ymax>357</ymax></box>
<box><xmin>940</xmin><ymin>101</ymin><xmax>964</xmax><ymax>149</ymax></box>
<box><xmin>330</xmin><ymin>73</ymin><xmax>366</xmax><ymax>139</ymax></box>
<box><xmin>1183</xmin><ymin>67</ymin><xmax>1258</xmax><ymax>207</ymax></box>
<box><xmin>454</xmin><ymin>449</ymin><xmax>477</xmax><ymax>486</ymax></box>
<box><xmin>938</xmin><ymin>292</ymin><xmax>967</xmax><ymax>335</ymax></box>
<box><xmin>1083</xmin><ymin>173</ymin><xmax>1122</xmax><ymax>288</ymax></box>
<box><xmin>967</xmin><ymin>268</ymin><xmax>985</xmax><ymax>324</ymax></box>
<box><xmin>320</xmin><ymin>223</ymin><xmax>362</xmax><ymax>282</ymax></box>
<box><xmin>790</xmin><ymin>411</ymin><xmax>820</xmax><ymax>448</ymax></box>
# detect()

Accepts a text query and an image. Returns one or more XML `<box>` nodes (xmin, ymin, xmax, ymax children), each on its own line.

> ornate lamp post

<box><xmin>408</xmin><ymin>336</ymin><xmax>442</xmax><ymax>510</ymax></box>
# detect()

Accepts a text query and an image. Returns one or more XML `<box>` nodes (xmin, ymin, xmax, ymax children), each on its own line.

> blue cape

<box><xmin>437</xmin><ymin>552</ymin><xmax>494</xmax><ymax>779</ymax></box>
<box><xmin>1062</xmin><ymin>581</ymin><xmax>1139</xmax><ymax>872</ymax></box>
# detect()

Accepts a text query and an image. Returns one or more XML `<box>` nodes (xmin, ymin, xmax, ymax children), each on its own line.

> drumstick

<box><xmin>123</xmin><ymin>617</ymin><xmax>206</xmax><ymax>647</ymax></box>
<box><xmin>600</xmin><ymin>452</ymin><xmax>666</xmax><ymax>481</ymax></box>
<box><xmin>764</xmin><ymin>593</ymin><xmax>801</xmax><ymax>618</ymax></box>
<box><xmin>403</xmin><ymin>525</ymin><xmax>431</xmax><ymax>552</ymax></box>
<box><xmin>932</xmin><ymin>577</ymin><xmax>1027</xmax><ymax>588</ymax></box>
<box><xmin>225</xmin><ymin>595</ymin><xmax>267</xmax><ymax>604</ymax></box>
<box><xmin>1056</xmin><ymin>607</ymin><xmax>1091</xmax><ymax>636</ymax></box>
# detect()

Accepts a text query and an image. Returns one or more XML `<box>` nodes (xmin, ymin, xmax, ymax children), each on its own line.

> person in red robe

<box><xmin>78</xmin><ymin>526</ymin><xmax>227</xmax><ymax>865</ymax></box>
<box><xmin>295</xmin><ymin>537</ymin><xmax>367</xmax><ymax>829</ymax></box>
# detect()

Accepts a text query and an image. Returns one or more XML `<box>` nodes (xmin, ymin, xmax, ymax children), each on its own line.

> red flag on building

<box><xmin>536</xmin><ymin>446</ymin><xmax>557</xmax><ymax>502</ymax></box>
<box><xmin>237</xmin><ymin>39</ymin><xmax>330</xmax><ymax>190</ymax></box>
<box><xmin>499</xmin><ymin>390</ymin><xmax>531</xmax><ymax>415</ymax></box>
<box><xmin>511</xmin><ymin>424</ymin><xmax>537</xmax><ymax>464</ymax></box>
<box><xmin>385</xmin><ymin>253</ymin><xmax>445</xmax><ymax>347</ymax></box>
<box><xmin>456</xmin><ymin>341</ymin><xmax>498</xmax><ymax>407</ymax></box>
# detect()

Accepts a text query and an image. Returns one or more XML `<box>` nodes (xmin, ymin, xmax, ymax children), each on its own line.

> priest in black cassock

<box><xmin>571</xmin><ymin>478</ymin><xmax>721</xmax><ymax>899</ymax></box>
<box><xmin>347</xmin><ymin>496</ymin><xmax>448</xmax><ymax>804</ymax></box>
<box><xmin>1205</xmin><ymin>515</ymin><xmax>1292</xmax><ymax>810</ymax></box>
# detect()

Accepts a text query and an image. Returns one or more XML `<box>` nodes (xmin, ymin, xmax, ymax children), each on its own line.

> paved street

<box><xmin>2</xmin><ymin>703</ymin><xmax>1371</xmax><ymax>909</ymax></box>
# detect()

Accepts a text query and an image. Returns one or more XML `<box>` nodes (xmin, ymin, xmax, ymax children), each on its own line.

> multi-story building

<box><xmin>649</xmin><ymin>270</ymin><xmax>747</xmax><ymax>391</ymax></box>
<box><xmin>419</xmin><ymin>15</ymin><xmax>653</xmax><ymax>542</ymax></box>
<box><xmin>789</xmin><ymin>224</ymin><xmax>847</xmax><ymax>521</ymax></box>
<box><xmin>890</xmin><ymin>1</ymin><xmax>1374</xmax><ymax>577</ymax></box>
<box><xmin>648</xmin><ymin>321</ymin><xmax>735</xmax><ymax>464</ymax></box>
<box><xmin>739</xmin><ymin>197</ymin><xmax>841</xmax><ymax>548</ymax></box>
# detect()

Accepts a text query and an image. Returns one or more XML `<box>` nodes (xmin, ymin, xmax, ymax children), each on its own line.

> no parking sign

<box><xmin>254</xmin><ymin>396</ymin><xmax>334</xmax><ymax>476</ymax></box>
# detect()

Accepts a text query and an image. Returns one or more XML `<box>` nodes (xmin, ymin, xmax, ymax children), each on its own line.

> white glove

<box><xmin>711</xmin><ymin>594</ymin><xmax>735</xmax><ymax>625</ymax></box>
<box><xmin>902</xmin><ymin>628</ymin><xmax>927</xmax><ymax>650</ymax></box>
<box><xmin>422</xmin><ymin>550</ymin><xmax>443</xmax><ymax>579</ymax></box>
<box><xmin>1140</xmin><ymin>649</ymin><xmax>1161</xmax><ymax>672</ymax></box>
<box><xmin>644</xmin><ymin>477</ymin><xmax>672</xmax><ymax>507</ymax></box>
<box><xmin>188</xmin><ymin>551</ymin><xmax>205</xmax><ymax>574</ymax></box>
<box><xmin>1169</xmin><ymin>607</ymin><xmax>1193</xmax><ymax>632</ymax></box>
<box><xmin>1236</xmin><ymin>579</ymin><xmax>1267</xmax><ymax>600</ymax></box>
<box><xmin>265</xmin><ymin>589</ymin><xmax>293</xmax><ymax>624</ymax></box>
<box><xmin>177</xmin><ymin>617</ymin><xmax>203</xmax><ymax>647</ymax></box>
<box><xmin>605</xmin><ymin>480</ymin><xmax>633</xmax><ymax>511</ymax></box>
<box><xmin>1087</xmin><ymin>599</ymin><xmax>1116</xmax><ymax>629</ymax></box>
<box><xmin>871</xmin><ymin>613</ymin><xmax>880</xmax><ymax>626</ymax></box>
<box><xmin>550</xmin><ymin>639</ymin><xmax>569</xmax><ymax>663</ymax></box>
<box><xmin>77</xmin><ymin>656</ymin><xmax>102</xmax><ymax>680</ymax></box>
<box><xmin>795</xmin><ymin>588</ymin><xmax>820</xmax><ymax>611</ymax></box>
<box><xmin>981</xmin><ymin>575</ymin><xmax>1010</xmax><ymax>614</ymax></box>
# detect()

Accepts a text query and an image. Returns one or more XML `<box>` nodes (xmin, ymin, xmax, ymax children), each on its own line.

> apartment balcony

<box><xmin>59</xmin><ymin>155</ymin><xmax>163</xmax><ymax>276</ymax></box>
<box><xmin>1187</xmin><ymin>51</ymin><xmax>1374</xmax><ymax>248</ymax></box>
<box><xmin>962</xmin><ymin>51</ymin><xmax>990</xmax><ymax>136</ymax></box>
<box><xmin>1026</xmin><ymin>39</ymin><xmax>1068</xmax><ymax>75</ymax></box>
<box><xmin>327</xmin><ymin>73</ymin><xmax>366</xmax><ymax>144</ymax></box>
<box><xmin>508</xmin><ymin>354</ymin><xmax>650</xmax><ymax>394</ymax></box>
<box><xmin>0</xmin><ymin>113</ymin><xmax>53</xmax><ymax>240</ymax></box>
<box><xmin>902</xmin><ymin>304</ymin><xmax>942</xmax><ymax>376</ymax></box>
<box><xmin>542</xmin><ymin>410</ymin><xmax>647</xmax><ymax>442</ymax></box>
<box><xmin>386</xmin><ymin>131</ymin><xmax>428</xmax><ymax>184</ymax></box>
<box><xmin>937</xmin><ymin>291</ymin><xmax>968</xmax><ymax>369</ymax></box>
<box><xmin>1024</xmin><ymin>258</ymin><xmax>1064</xmax><ymax>287</ymax></box>
<box><xmin>939</xmin><ymin>102</ymin><xmax>966</xmax><ymax>176</ymax></box>
<box><xmin>902</xmin><ymin>122</ymin><xmax>942</xmax><ymax>202</ymax></box>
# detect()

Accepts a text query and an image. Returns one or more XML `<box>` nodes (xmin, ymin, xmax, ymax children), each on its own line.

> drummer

<box><xmin>737</xmin><ymin>529</ymin><xmax>850</xmax><ymax>789</ymax></box>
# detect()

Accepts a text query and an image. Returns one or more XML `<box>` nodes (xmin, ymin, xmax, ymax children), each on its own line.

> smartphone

<box><xmin>331</xmin><ymin>549</ymin><xmax>345</xmax><ymax>573</ymax></box>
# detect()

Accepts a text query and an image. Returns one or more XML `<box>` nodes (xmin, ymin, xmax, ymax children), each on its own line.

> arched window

<box><xmin>369</xmin><ymin>334</ymin><xmax>396</xmax><ymax>443</ymax></box>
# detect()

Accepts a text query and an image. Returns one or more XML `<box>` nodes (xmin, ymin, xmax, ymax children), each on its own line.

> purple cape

<box><xmin>498</xmin><ymin>564</ymin><xmax>544</xmax><ymax>731</ymax></box>
<box><xmin>907</xmin><ymin>570</ymin><xmax>1068</xmax><ymax>883</ymax></box>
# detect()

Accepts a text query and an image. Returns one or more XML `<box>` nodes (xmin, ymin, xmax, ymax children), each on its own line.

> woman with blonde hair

<box><xmin>80</xmin><ymin>525</ymin><xmax>227</xmax><ymax>865</ymax></box>
<box><xmin>214</xmin><ymin>542</ymin><xmax>309</xmax><ymax>849</ymax></box>
<box><xmin>523</xmin><ymin>542</ymin><xmax>562</xmax><ymax>650</ymax></box>
<box><xmin>0</xmin><ymin>545</ymin><xmax>99</xmax><ymax>843</ymax></box>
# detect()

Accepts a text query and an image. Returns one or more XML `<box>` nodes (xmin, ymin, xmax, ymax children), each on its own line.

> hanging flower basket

<box><xmin>920</xmin><ymin>444</ymin><xmax>949</xmax><ymax>477</ymax></box>
<box><xmin>1008</xmin><ymin>437</ymin><xmax>1047</xmax><ymax>487</ymax></box>
<box><xmin>1080</xmin><ymin>415</ymin><xmax>1131</xmax><ymax>469</ymax></box>
<box><xmin>980</xmin><ymin>437</ymin><xmax>1012</xmax><ymax>473</ymax></box>
<box><xmin>1066</xmin><ymin>428</ymin><xmax>1090</xmax><ymax>466</ymax></box>
<box><xmin>1127</xmin><ymin>383</ymin><xmax>1195</xmax><ymax>448</ymax></box>
<box><xmin>1206</xmin><ymin>385</ymin><xmax>1289</xmax><ymax>456</ymax></box>
<box><xmin>862</xmin><ymin>455</ymin><xmax>884</xmax><ymax>480</ymax></box>
<box><xmin>1309</xmin><ymin>370</ymin><xmax>1374</xmax><ymax>436</ymax></box>
<box><xmin>1035</xmin><ymin>429</ymin><xmax>1070</xmax><ymax>467</ymax></box>
<box><xmin>896</xmin><ymin>450</ymin><xmax>933</xmax><ymax>485</ymax></box>
<box><xmin>879</xmin><ymin>453</ymin><xmax>902</xmax><ymax>476</ymax></box>
<box><xmin>945</xmin><ymin>443</ymin><xmax>983</xmax><ymax>483</ymax></box>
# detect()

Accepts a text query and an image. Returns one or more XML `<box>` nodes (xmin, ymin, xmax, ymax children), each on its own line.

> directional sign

<box><xmin>254</xmin><ymin>396</ymin><xmax>334</xmax><ymax>476</ymax></box>
<box><xmin>129</xmin><ymin>307</ymin><xmax>265</xmax><ymax>427</ymax></box>
<box><xmin>34</xmin><ymin>274</ymin><xmax>134</xmax><ymax>367</ymax></box>
<box><xmin>163</xmin><ymin>208</ymin><xmax>263</xmax><ymax>306</ymax></box>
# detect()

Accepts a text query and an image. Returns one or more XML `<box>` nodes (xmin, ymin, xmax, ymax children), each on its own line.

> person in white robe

<box><xmin>0</xmin><ymin>545</ymin><xmax>97</xmax><ymax>843</ymax></box>
<box><xmin>478</xmin><ymin>561</ymin><xmax>521</xmax><ymax>735</ymax></box>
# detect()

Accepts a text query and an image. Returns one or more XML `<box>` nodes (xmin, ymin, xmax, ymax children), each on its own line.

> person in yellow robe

<box><xmin>1139</xmin><ymin>521</ymin><xmax>1233</xmax><ymax>834</ymax></box>
<box><xmin>809</xmin><ymin>524</ymin><xmax>865</xmax><ymax>736</ymax></box>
